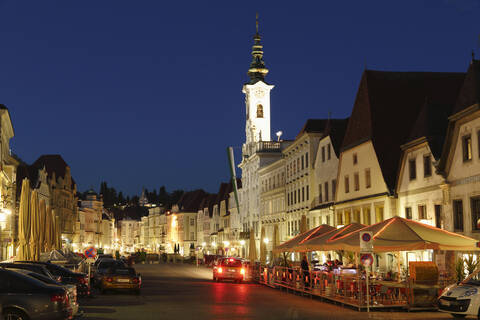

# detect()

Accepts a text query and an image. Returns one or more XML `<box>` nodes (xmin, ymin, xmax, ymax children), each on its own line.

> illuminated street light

<box><xmin>223</xmin><ymin>241</ymin><xmax>230</xmax><ymax>247</ymax></box>
<box><xmin>240</xmin><ymin>240</ymin><xmax>245</xmax><ymax>246</ymax></box>
<box><xmin>212</xmin><ymin>242</ymin><xmax>216</xmax><ymax>247</ymax></box>
<box><xmin>263</xmin><ymin>238</ymin><xmax>269</xmax><ymax>244</ymax></box>
<box><xmin>201</xmin><ymin>242</ymin><xmax>206</xmax><ymax>247</ymax></box>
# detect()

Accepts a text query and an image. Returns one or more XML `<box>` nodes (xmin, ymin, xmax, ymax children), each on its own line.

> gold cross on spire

<box><xmin>256</xmin><ymin>12</ymin><xmax>259</xmax><ymax>33</ymax></box>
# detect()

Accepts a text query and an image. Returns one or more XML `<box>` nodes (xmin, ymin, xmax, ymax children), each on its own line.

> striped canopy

<box><xmin>323</xmin><ymin>216</ymin><xmax>480</xmax><ymax>252</ymax></box>
<box><xmin>297</xmin><ymin>223</ymin><xmax>366</xmax><ymax>252</ymax></box>
<box><xmin>273</xmin><ymin>224</ymin><xmax>335</xmax><ymax>253</ymax></box>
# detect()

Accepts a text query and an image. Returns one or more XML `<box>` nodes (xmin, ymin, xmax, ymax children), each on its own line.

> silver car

<box><xmin>0</xmin><ymin>268</ymin><xmax>70</xmax><ymax>320</ymax></box>
<box><xmin>10</xmin><ymin>268</ymin><xmax>79</xmax><ymax>317</ymax></box>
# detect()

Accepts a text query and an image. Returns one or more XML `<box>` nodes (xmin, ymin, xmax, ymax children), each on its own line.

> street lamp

<box><xmin>263</xmin><ymin>238</ymin><xmax>269</xmax><ymax>244</ymax></box>
<box><xmin>240</xmin><ymin>240</ymin><xmax>245</xmax><ymax>246</ymax></box>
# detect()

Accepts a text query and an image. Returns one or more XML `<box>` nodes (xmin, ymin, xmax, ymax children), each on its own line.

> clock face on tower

<box><xmin>254</xmin><ymin>88</ymin><xmax>265</xmax><ymax>99</ymax></box>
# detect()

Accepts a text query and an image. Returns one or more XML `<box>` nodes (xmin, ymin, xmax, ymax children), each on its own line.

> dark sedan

<box><xmin>15</xmin><ymin>261</ymin><xmax>91</xmax><ymax>297</ymax></box>
<box><xmin>93</xmin><ymin>259</ymin><xmax>127</xmax><ymax>287</ymax></box>
<box><xmin>0</xmin><ymin>268</ymin><xmax>71</xmax><ymax>320</ymax></box>
<box><xmin>0</xmin><ymin>263</ymin><xmax>56</xmax><ymax>281</ymax></box>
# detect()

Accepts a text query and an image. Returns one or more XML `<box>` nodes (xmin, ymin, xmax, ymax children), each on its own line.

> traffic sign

<box><xmin>84</xmin><ymin>247</ymin><xmax>97</xmax><ymax>259</ymax></box>
<box><xmin>360</xmin><ymin>253</ymin><xmax>374</xmax><ymax>267</ymax></box>
<box><xmin>360</xmin><ymin>231</ymin><xmax>373</xmax><ymax>252</ymax></box>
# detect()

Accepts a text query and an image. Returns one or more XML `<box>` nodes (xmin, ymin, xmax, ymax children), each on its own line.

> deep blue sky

<box><xmin>1</xmin><ymin>1</ymin><xmax>479</xmax><ymax>196</ymax></box>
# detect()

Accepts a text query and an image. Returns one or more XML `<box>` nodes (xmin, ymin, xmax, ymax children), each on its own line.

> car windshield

<box><xmin>221</xmin><ymin>259</ymin><xmax>242</xmax><ymax>267</ymax></box>
<box><xmin>463</xmin><ymin>267</ymin><xmax>480</xmax><ymax>286</ymax></box>
<box><xmin>98</xmin><ymin>260</ymin><xmax>124</xmax><ymax>269</ymax></box>
<box><xmin>107</xmin><ymin>268</ymin><xmax>135</xmax><ymax>275</ymax></box>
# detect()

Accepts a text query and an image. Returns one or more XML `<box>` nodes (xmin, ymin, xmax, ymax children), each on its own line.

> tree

<box><xmin>159</xmin><ymin>186</ymin><xmax>168</xmax><ymax>205</ymax></box>
<box><xmin>118</xmin><ymin>191</ymin><xmax>125</xmax><ymax>205</ymax></box>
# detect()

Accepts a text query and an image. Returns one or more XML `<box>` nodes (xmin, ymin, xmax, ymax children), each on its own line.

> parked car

<box><xmin>15</xmin><ymin>261</ymin><xmax>90</xmax><ymax>298</ymax></box>
<box><xmin>93</xmin><ymin>259</ymin><xmax>127</xmax><ymax>287</ymax></box>
<box><xmin>0</xmin><ymin>262</ymin><xmax>57</xmax><ymax>281</ymax></box>
<box><xmin>439</xmin><ymin>268</ymin><xmax>480</xmax><ymax>318</ymax></box>
<box><xmin>0</xmin><ymin>267</ymin><xmax>71</xmax><ymax>320</ymax></box>
<box><xmin>9</xmin><ymin>268</ymin><xmax>79</xmax><ymax>318</ymax></box>
<box><xmin>99</xmin><ymin>266</ymin><xmax>141</xmax><ymax>294</ymax></box>
<box><xmin>212</xmin><ymin>257</ymin><xmax>245</xmax><ymax>283</ymax></box>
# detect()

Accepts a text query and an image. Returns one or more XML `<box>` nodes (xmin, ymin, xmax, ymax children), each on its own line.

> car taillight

<box><xmin>105</xmin><ymin>277</ymin><xmax>113</xmax><ymax>282</ymax></box>
<box><xmin>51</xmin><ymin>293</ymin><xmax>66</xmax><ymax>303</ymax></box>
<box><xmin>78</xmin><ymin>276</ymin><xmax>88</xmax><ymax>284</ymax></box>
<box><xmin>132</xmin><ymin>277</ymin><xmax>140</xmax><ymax>284</ymax></box>
<box><xmin>218</xmin><ymin>267</ymin><xmax>223</xmax><ymax>273</ymax></box>
<box><xmin>240</xmin><ymin>268</ymin><xmax>245</xmax><ymax>275</ymax></box>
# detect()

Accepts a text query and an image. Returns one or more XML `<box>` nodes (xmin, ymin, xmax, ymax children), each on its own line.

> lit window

<box><xmin>463</xmin><ymin>135</ymin><xmax>472</xmax><ymax>162</ymax></box>
<box><xmin>365</xmin><ymin>169</ymin><xmax>371</xmax><ymax>188</ymax></box>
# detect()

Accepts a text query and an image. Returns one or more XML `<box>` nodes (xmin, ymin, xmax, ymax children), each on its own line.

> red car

<box><xmin>213</xmin><ymin>257</ymin><xmax>245</xmax><ymax>283</ymax></box>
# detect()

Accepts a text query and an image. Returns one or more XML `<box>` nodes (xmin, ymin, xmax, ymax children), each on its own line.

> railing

<box><xmin>254</xmin><ymin>265</ymin><xmax>448</xmax><ymax>311</ymax></box>
<box><xmin>243</xmin><ymin>141</ymin><xmax>282</xmax><ymax>157</ymax></box>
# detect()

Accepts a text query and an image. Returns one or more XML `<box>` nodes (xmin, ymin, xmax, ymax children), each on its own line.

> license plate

<box><xmin>440</xmin><ymin>299</ymin><xmax>450</xmax><ymax>306</ymax></box>
<box><xmin>229</xmin><ymin>269</ymin><xmax>237</xmax><ymax>273</ymax></box>
<box><xmin>117</xmin><ymin>279</ymin><xmax>129</xmax><ymax>283</ymax></box>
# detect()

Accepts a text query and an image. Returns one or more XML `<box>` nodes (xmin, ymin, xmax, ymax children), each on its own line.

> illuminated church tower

<box><xmin>242</xmin><ymin>15</ymin><xmax>274</xmax><ymax>145</ymax></box>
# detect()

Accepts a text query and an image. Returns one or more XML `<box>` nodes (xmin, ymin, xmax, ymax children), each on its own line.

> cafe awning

<box><xmin>297</xmin><ymin>223</ymin><xmax>365</xmax><ymax>252</ymax></box>
<box><xmin>323</xmin><ymin>216</ymin><xmax>480</xmax><ymax>252</ymax></box>
<box><xmin>273</xmin><ymin>224</ymin><xmax>335</xmax><ymax>253</ymax></box>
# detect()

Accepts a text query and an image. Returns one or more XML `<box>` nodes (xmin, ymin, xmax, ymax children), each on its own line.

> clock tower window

<box><xmin>256</xmin><ymin>104</ymin><xmax>264</xmax><ymax>118</ymax></box>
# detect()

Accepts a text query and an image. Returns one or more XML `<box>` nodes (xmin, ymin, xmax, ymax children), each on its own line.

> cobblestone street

<box><xmin>79</xmin><ymin>263</ymin><xmax>453</xmax><ymax>320</ymax></box>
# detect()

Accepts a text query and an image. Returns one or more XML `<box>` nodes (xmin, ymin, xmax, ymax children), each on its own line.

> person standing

<box><xmin>301</xmin><ymin>255</ymin><xmax>310</xmax><ymax>287</ymax></box>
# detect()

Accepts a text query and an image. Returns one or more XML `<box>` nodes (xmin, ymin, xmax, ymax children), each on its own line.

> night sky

<box><xmin>1</xmin><ymin>1</ymin><xmax>479</xmax><ymax>196</ymax></box>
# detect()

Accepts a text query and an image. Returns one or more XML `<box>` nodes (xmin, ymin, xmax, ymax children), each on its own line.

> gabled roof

<box><xmin>295</xmin><ymin>119</ymin><xmax>328</xmax><ymax>140</ymax></box>
<box><xmin>323</xmin><ymin>118</ymin><xmax>349</xmax><ymax>158</ymax></box>
<box><xmin>206</xmin><ymin>194</ymin><xmax>218</xmax><ymax>218</ymax></box>
<box><xmin>438</xmin><ymin>60</ymin><xmax>480</xmax><ymax>175</ymax></box>
<box><xmin>31</xmin><ymin>154</ymin><xmax>76</xmax><ymax>188</ymax></box>
<box><xmin>177</xmin><ymin>189</ymin><xmax>207</xmax><ymax>212</ymax></box>
<box><xmin>342</xmin><ymin>70</ymin><xmax>465</xmax><ymax>192</ymax></box>
<box><xmin>453</xmin><ymin>59</ymin><xmax>480</xmax><ymax>115</ymax></box>
<box><xmin>215</xmin><ymin>182</ymin><xmax>229</xmax><ymax>206</ymax></box>
<box><xmin>407</xmin><ymin>101</ymin><xmax>453</xmax><ymax>159</ymax></box>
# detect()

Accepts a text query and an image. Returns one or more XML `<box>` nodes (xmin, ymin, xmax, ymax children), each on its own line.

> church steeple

<box><xmin>248</xmin><ymin>13</ymin><xmax>269</xmax><ymax>84</ymax></box>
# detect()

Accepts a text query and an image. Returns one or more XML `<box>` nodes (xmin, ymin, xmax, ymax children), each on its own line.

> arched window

<box><xmin>256</xmin><ymin>104</ymin><xmax>264</xmax><ymax>118</ymax></box>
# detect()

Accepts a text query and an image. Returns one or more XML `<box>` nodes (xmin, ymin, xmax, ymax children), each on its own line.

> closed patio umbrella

<box><xmin>29</xmin><ymin>190</ymin><xmax>40</xmax><ymax>261</ymax></box>
<box><xmin>248</xmin><ymin>228</ymin><xmax>256</xmax><ymax>263</ymax></box>
<box><xmin>16</xmin><ymin>178</ymin><xmax>31</xmax><ymax>261</ymax></box>
<box><xmin>260</xmin><ymin>227</ymin><xmax>266</xmax><ymax>265</ymax></box>
<box><xmin>39</xmin><ymin>199</ymin><xmax>47</xmax><ymax>253</ymax></box>
<box><xmin>44</xmin><ymin>206</ymin><xmax>53</xmax><ymax>252</ymax></box>
<box><xmin>54</xmin><ymin>210</ymin><xmax>62</xmax><ymax>250</ymax></box>
<box><xmin>272</xmin><ymin>224</ymin><xmax>279</xmax><ymax>260</ymax></box>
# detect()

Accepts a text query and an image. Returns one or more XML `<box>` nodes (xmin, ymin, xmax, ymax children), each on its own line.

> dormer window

<box><xmin>256</xmin><ymin>104</ymin><xmax>264</xmax><ymax>118</ymax></box>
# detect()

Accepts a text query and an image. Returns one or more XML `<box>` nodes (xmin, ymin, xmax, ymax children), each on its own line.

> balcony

<box><xmin>242</xmin><ymin>141</ymin><xmax>282</xmax><ymax>158</ymax></box>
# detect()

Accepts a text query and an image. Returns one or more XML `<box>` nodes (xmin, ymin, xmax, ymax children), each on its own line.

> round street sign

<box><xmin>360</xmin><ymin>253</ymin><xmax>374</xmax><ymax>267</ymax></box>
<box><xmin>362</xmin><ymin>233</ymin><xmax>371</xmax><ymax>242</ymax></box>
<box><xmin>84</xmin><ymin>247</ymin><xmax>97</xmax><ymax>259</ymax></box>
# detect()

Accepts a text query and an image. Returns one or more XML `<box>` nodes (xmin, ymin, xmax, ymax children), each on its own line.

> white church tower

<box><xmin>242</xmin><ymin>17</ymin><xmax>274</xmax><ymax>145</ymax></box>
<box><xmin>238</xmin><ymin>15</ymin><xmax>289</xmax><ymax>258</ymax></box>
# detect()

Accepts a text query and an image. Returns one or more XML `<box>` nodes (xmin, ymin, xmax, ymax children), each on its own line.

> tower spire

<box><xmin>248</xmin><ymin>13</ymin><xmax>268</xmax><ymax>84</ymax></box>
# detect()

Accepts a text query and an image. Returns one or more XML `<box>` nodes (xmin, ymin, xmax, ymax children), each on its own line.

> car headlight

<box><xmin>460</xmin><ymin>288</ymin><xmax>478</xmax><ymax>297</ymax></box>
<box><xmin>441</xmin><ymin>284</ymin><xmax>456</xmax><ymax>296</ymax></box>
